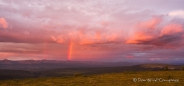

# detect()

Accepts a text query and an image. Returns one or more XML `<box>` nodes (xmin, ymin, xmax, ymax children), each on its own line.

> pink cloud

<box><xmin>0</xmin><ymin>18</ymin><xmax>8</xmax><ymax>29</ymax></box>
<box><xmin>126</xmin><ymin>32</ymin><xmax>154</xmax><ymax>44</ymax></box>
<box><xmin>137</xmin><ymin>16</ymin><xmax>162</xmax><ymax>29</ymax></box>
<box><xmin>126</xmin><ymin>16</ymin><xmax>184</xmax><ymax>49</ymax></box>
<box><xmin>161</xmin><ymin>24</ymin><xmax>183</xmax><ymax>35</ymax></box>
<box><xmin>0</xmin><ymin>0</ymin><xmax>184</xmax><ymax>61</ymax></box>
<box><xmin>51</xmin><ymin>36</ymin><xmax>64</xmax><ymax>44</ymax></box>
<box><xmin>126</xmin><ymin>17</ymin><xmax>161</xmax><ymax>44</ymax></box>
<box><xmin>0</xmin><ymin>31</ymin><xmax>54</xmax><ymax>43</ymax></box>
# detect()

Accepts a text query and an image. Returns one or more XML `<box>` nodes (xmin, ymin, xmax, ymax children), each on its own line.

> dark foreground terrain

<box><xmin>0</xmin><ymin>64</ymin><xmax>183</xmax><ymax>80</ymax></box>
<box><xmin>0</xmin><ymin>65</ymin><xmax>162</xmax><ymax>80</ymax></box>
<box><xmin>0</xmin><ymin>71</ymin><xmax>184</xmax><ymax>86</ymax></box>
<box><xmin>0</xmin><ymin>60</ymin><xmax>184</xmax><ymax>86</ymax></box>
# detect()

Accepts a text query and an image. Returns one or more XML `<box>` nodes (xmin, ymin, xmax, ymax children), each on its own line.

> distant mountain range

<box><xmin>0</xmin><ymin>59</ymin><xmax>183</xmax><ymax>70</ymax></box>
<box><xmin>0</xmin><ymin>59</ymin><xmax>139</xmax><ymax>70</ymax></box>
<box><xmin>0</xmin><ymin>59</ymin><xmax>183</xmax><ymax>80</ymax></box>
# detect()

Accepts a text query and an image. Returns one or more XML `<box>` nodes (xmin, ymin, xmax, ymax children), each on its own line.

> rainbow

<box><xmin>68</xmin><ymin>41</ymin><xmax>73</xmax><ymax>61</ymax></box>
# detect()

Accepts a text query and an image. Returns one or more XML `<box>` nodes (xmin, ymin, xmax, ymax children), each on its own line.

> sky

<box><xmin>0</xmin><ymin>0</ymin><xmax>184</xmax><ymax>62</ymax></box>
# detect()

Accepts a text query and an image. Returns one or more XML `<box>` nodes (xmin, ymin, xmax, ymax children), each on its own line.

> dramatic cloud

<box><xmin>126</xmin><ymin>17</ymin><xmax>161</xmax><ymax>44</ymax></box>
<box><xmin>51</xmin><ymin>36</ymin><xmax>64</xmax><ymax>44</ymax></box>
<box><xmin>0</xmin><ymin>18</ymin><xmax>8</xmax><ymax>29</ymax></box>
<box><xmin>0</xmin><ymin>0</ymin><xmax>184</xmax><ymax>62</ymax></box>
<box><xmin>126</xmin><ymin>32</ymin><xmax>154</xmax><ymax>44</ymax></box>
<box><xmin>0</xmin><ymin>31</ymin><xmax>54</xmax><ymax>43</ymax></box>
<box><xmin>161</xmin><ymin>24</ymin><xmax>183</xmax><ymax>35</ymax></box>
<box><xmin>138</xmin><ymin>16</ymin><xmax>162</xmax><ymax>29</ymax></box>
<box><xmin>126</xmin><ymin>16</ymin><xmax>184</xmax><ymax>49</ymax></box>
<box><xmin>51</xmin><ymin>29</ymin><xmax>123</xmax><ymax>45</ymax></box>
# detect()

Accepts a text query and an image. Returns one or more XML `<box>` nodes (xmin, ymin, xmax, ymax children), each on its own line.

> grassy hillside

<box><xmin>0</xmin><ymin>71</ymin><xmax>183</xmax><ymax>86</ymax></box>
<box><xmin>0</xmin><ymin>65</ymin><xmax>164</xmax><ymax>80</ymax></box>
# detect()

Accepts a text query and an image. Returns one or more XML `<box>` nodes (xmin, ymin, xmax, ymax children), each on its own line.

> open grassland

<box><xmin>0</xmin><ymin>71</ymin><xmax>183</xmax><ymax>86</ymax></box>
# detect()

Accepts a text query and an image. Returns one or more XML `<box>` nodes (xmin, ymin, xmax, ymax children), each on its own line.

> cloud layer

<box><xmin>0</xmin><ymin>0</ymin><xmax>184</xmax><ymax>62</ymax></box>
<box><xmin>126</xmin><ymin>16</ymin><xmax>184</xmax><ymax>49</ymax></box>
<box><xmin>0</xmin><ymin>18</ymin><xmax>8</xmax><ymax>29</ymax></box>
